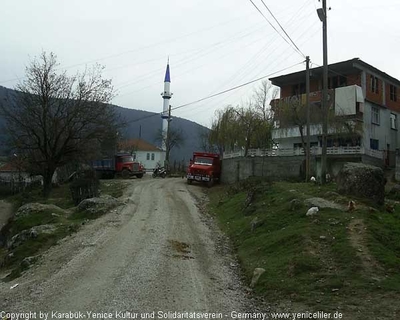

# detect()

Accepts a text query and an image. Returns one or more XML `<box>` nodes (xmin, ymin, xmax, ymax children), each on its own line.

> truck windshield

<box><xmin>121</xmin><ymin>156</ymin><xmax>133</xmax><ymax>163</ymax></box>
<box><xmin>194</xmin><ymin>157</ymin><xmax>213</xmax><ymax>165</ymax></box>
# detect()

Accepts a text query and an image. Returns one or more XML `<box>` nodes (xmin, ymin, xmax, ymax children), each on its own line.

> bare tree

<box><xmin>253</xmin><ymin>80</ymin><xmax>278</xmax><ymax>121</ymax></box>
<box><xmin>155</xmin><ymin>127</ymin><xmax>185</xmax><ymax>167</ymax></box>
<box><xmin>0</xmin><ymin>52</ymin><xmax>118</xmax><ymax>196</ymax></box>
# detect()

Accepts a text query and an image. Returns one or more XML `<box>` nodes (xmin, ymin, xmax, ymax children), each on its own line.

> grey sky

<box><xmin>1</xmin><ymin>0</ymin><xmax>399</xmax><ymax>127</ymax></box>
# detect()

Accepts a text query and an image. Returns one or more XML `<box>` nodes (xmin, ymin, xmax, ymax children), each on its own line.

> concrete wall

<box><xmin>396</xmin><ymin>154</ymin><xmax>400</xmax><ymax>181</ymax></box>
<box><xmin>361</xmin><ymin>154</ymin><xmax>384</xmax><ymax>169</ymax></box>
<box><xmin>222</xmin><ymin>154</ymin><xmax>384</xmax><ymax>184</ymax></box>
<box><xmin>221</xmin><ymin>156</ymin><xmax>307</xmax><ymax>184</ymax></box>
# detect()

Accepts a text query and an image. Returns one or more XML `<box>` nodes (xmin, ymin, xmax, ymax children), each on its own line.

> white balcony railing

<box><xmin>223</xmin><ymin>146</ymin><xmax>384</xmax><ymax>160</ymax></box>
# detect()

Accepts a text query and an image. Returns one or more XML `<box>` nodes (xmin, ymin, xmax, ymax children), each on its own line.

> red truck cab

<box><xmin>187</xmin><ymin>152</ymin><xmax>221</xmax><ymax>187</ymax></box>
<box><xmin>115</xmin><ymin>154</ymin><xmax>145</xmax><ymax>178</ymax></box>
<box><xmin>92</xmin><ymin>154</ymin><xmax>145</xmax><ymax>179</ymax></box>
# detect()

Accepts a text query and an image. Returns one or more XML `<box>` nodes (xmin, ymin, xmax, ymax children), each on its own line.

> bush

<box><xmin>69</xmin><ymin>169</ymin><xmax>99</xmax><ymax>205</ymax></box>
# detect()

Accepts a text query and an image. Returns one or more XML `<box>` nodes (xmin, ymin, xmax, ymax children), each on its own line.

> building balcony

<box><xmin>271</xmin><ymin>85</ymin><xmax>365</xmax><ymax>139</ymax></box>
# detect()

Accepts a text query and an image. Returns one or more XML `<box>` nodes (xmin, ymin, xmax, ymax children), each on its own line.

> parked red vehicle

<box><xmin>91</xmin><ymin>153</ymin><xmax>145</xmax><ymax>179</ymax></box>
<box><xmin>187</xmin><ymin>152</ymin><xmax>221</xmax><ymax>187</ymax></box>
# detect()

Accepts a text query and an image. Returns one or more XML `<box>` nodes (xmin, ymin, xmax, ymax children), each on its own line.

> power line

<box><xmin>116</xmin><ymin>28</ymin><xmax>272</xmax><ymax>97</ymax></box>
<box><xmin>124</xmin><ymin>61</ymin><xmax>303</xmax><ymax>125</ymax></box>
<box><xmin>115</xmin><ymin>23</ymin><xmax>268</xmax><ymax>92</ymax></box>
<box><xmin>248</xmin><ymin>0</ymin><xmax>303</xmax><ymax>58</ymax></box>
<box><xmin>185</xmin><ymin>20</ymin><xmax>320</xmax><ymax>117</ymax></box>
<box><xmin>259</xmin><ymin>0</ymin><xmax>306</xmax><ymax>57</ymax></box>
<box><xmin>0</xmin><ymin>12</ymin><xmax>259</xmax><ymax>85</ymax></box>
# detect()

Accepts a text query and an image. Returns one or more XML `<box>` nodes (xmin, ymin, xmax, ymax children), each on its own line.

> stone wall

<box><xmin>361</xmin><ymin>154</ymin><xmax>384</xmax><ymax>169</ymax></box>
<box><xmin>221</xmin><ymin>156</ymin><xmax>307</xmax><ymax>184</ymax></box>
<box><xmin>396</xmin><ymin>153</ymin><xmax>400</xmax><ymax>182</ymax></box>
<box><xmin>222</xmin><ymin>154</ymin><xmax>383</xmax><ymax>184</ymax></box>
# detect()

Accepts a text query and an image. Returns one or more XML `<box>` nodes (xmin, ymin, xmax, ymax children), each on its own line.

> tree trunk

<box><xmin>298</xmin><ymin>125</ymin><xmax>309</xmax><ymax>181</ymax></box>
<box><xmin>244</xmin><ymin>131</ymin><xmax>251</xmax><ymax>157</ymax></box>
<box><xmin>299</xmin><ymin>124</ymin><xmax>306</xmax><ymax>151</ymax></box>
<box><xmin>42</xmin><ymin>168</ymin><xmax>55</xmax><ymax>197</ymax></box>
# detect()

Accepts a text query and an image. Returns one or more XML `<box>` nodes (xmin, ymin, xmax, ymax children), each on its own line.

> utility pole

<box><xmin>306</xmin><ymin>56</ymin><xmax>311</xmax><ymax>182</ymax></box>
<box><xmin>317</xmin><ymin>0</ymin><xmax>329</xmax><ymax>184</ymax></box>
<box><xmin>165</xmin><ymin>104</ymin><xmax>172</xmax><ymax>170</ymax></box>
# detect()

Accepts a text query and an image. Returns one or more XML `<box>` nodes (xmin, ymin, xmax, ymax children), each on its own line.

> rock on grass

<box><xmin>77</xmin><ymin>195</ymin><xmax>122</xmax><ymax>216</ymax></box>
<box><xmin>336</xmin><ymin>163</ymin><xmax>385</xmax><ymax>205</ymax></box>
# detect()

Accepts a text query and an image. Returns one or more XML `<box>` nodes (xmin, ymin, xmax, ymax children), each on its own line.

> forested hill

<box><xmin>0</xmin><ymin>85</ymin><xmax>209</xmax><ymax>163</ymax></box>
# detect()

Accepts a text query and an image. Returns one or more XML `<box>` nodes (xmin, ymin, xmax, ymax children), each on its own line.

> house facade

<box><xmin>269</xmin><ymin>58</ymin><xmax>400</xmax><ymax>168</ymax></box>
<box><xmin>118</xmin><ymin>138</ymin><xmax>166</xmax><ymax>171</ymax></box>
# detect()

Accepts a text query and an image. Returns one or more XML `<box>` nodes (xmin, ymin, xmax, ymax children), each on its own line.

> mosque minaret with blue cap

<box><xmin>161</xmin><ymin>59</ymin><xmax>172</xmax><ymax>151</ymax></box>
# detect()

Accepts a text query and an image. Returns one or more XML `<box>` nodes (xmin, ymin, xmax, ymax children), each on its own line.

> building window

<box><xmin>391</xmin><ymin>113</ymin><xmax>397</xmax><ymax>130</ymax></box>
<box><xmin>370</xmin><ymin>75</ymin><xmax>379</xmax><ymax>94</ymax></box>
<box><xmin>371</xmin><ymin>106</ymin><xmax>380</xmax><ymax>124</ymax></box>
<box><xmin>370</xmin><ymin>139</ymin><xmax>379</xmax><ymax>150</ymax></box>
<box><xmin>146</xmin><ymin>153</ymin><xmax>150</xmax><ymax>160</ymax></box>
<box><xmin>390</xmin><ymin>85</ymin><xmax>397</xmax><ymax>102</ymax></box>
<box><xmin>291</xmin><ymin>83</ymin><xmax>306</xmax><ymax>96</ymax></box>
<box><xmin>328</xmin><ymin>75</ymin><xmax>347</xmax><ymax>89</ymax></box>
<box><xmin>151</xmin><ymin>153</ymin><xmax>155</xmax><ymax>161</ymax></box>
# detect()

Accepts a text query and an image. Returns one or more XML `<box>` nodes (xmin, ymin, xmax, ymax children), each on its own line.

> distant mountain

<box><xmin>116</xmin><ymin>106</ymin><xmax>209</xmax><ymax>162</ymax></box>
<box><xmin>0</xmin><ymin>85</ymin><xmax>209</xmax><ymax>163</ymax></box>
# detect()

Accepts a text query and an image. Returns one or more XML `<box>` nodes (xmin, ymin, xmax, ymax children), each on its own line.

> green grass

<box><xmin>99</xmin><ymin>180</ymin><xmax>128</xmax><ymax>199</ymax></box>
<box><xmin>208</xmin><ymin>178</ymin><xmax>400</xmax><ymax>317</ymax></box>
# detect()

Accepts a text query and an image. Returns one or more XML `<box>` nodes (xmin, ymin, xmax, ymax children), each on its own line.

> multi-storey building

<box><xmin>269</xmin><ymin>58</ymin><xmax>400</xmax><ymax>168</ymax></box>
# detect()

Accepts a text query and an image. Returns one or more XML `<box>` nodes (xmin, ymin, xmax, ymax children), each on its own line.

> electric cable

<box><xmin>123</xmin><ymin>61</ymin><xmax>303</xmax><ymax>125</ymax></box>
<box><xmin>259</xmin><ymin>0</ymin><xmax>306</xmax><ymax>57</ymax></box>
<box><xmin>248</xmin><ymin>0</ymin><xmax>304</xmax><ymax>58</ymax></box>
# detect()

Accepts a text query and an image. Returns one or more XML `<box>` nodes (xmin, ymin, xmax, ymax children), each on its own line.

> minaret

<box><xmin>161</xmin><ymin>59</ymin><xmax>172</xmax><ymax>151</ymax></box>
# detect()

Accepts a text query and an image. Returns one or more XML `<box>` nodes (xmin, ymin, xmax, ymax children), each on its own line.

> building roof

<box><xmin>118</xmin><ymin>138</ymin><xmax>163</xmax><ymax>152</ymax></box>
<box><xmin>0</xmin><ymin>162</ymin><xmax>22</xmax><ymax>172</ymax></box>
<box><xmin>269</xmin><ymin>58</ymin><xmax>400</xmax><ymax>87</ymax></box>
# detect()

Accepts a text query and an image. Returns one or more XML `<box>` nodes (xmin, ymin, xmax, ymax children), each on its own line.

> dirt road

<box><xmin>0</xmin><ymin>178</ymin><xmax>253</xmax><ymax>318</ymax></box>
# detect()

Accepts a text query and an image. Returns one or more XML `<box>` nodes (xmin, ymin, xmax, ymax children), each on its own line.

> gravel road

<box><xmin>0</xmin><ymin>178</ymin><xmax>255</xmax><ymax>318</ymax></box>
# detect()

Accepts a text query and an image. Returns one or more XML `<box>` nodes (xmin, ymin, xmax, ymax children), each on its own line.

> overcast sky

<box><xmin>1</xmin><ymin>0</ymin><xmax>399</xmax><ymax>127</ymax></box>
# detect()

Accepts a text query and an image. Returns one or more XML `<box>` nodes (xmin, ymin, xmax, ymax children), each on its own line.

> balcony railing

<box><xmin>271</xmin><ymin>85</ymin><xmax>364</xmax><ymax>140</ymax></box>
<box><xmin>223</xmin><ymin>146</ymin><xmax>383</xmax><ymax>159</ymax></box>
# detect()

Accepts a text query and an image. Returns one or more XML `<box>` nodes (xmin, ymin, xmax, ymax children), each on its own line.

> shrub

<box><xmin>69</xmin><ymin>169</ymin><xmax>99</xmax><ymax>205</ymax></box>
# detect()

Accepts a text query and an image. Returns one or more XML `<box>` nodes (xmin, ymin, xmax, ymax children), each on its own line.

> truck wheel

<box><xmin>122</xmin><ymin>169</ymin><xmax>130</xmax><ymax>179</ymax></box>
<box><xmin>187</xmin><ymin>179</ymin><xmax>192</xmax><ymax>185</ymax></box>
<box><xmin>207</xmin><ymin>176</ymin><xmax>214</xmax><ymax>188</ymax></box>
<box><xmin>136</xmin><ymin>174</ymin><xmax>143</xmax><ymax>179</ymax></box>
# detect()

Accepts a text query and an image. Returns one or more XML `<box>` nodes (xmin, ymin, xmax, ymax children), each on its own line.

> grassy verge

<box><xmin>0</xmin><ymin>179</ymin><xmax>128</xmax><ymax>280</ymax></box>
<box><xmin>208</xmin><ymin>178</ymin><xmax>400</xmax><ymax>318</ymax></box>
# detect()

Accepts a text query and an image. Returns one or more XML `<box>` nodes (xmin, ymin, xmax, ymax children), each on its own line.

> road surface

<box><xmin>0</xmin><ymin>178</ymin><xmax>253</xmax><ymax>318</ymax></box>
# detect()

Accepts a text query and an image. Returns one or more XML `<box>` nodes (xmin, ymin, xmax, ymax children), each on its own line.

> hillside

<box><xmin>0</xmin><ymin>85</ymin><xmax>209</xmax><ymax>163</ymax></box>
<box><xmin>208</xmin><ymin>179</ymin><xmax>400</xmax><ymax>319</ymax></box>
